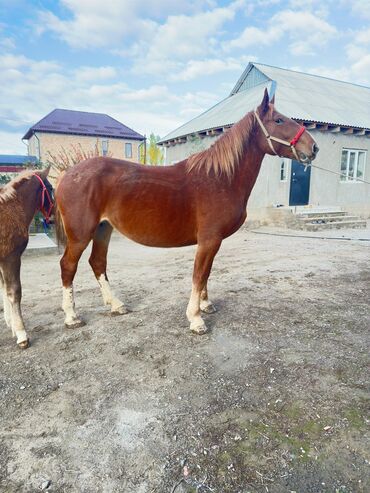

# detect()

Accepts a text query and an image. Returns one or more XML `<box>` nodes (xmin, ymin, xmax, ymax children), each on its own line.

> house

<box><xmin>0</xmin><ymin>155</ymin><xmax>38</xmax><ymax>182</ymax></box>
<box><xmin>159</xmin><ymin>62</ymin><xmax>370</xmax><ymax>220</ymax></box>
<box><xmin>23</xmin><ymin>109</ymin><xmax>145</xmax><ymax>164</ymax></box>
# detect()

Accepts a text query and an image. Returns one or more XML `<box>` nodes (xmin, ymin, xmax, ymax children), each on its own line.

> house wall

<box><xmin>28</xmin><ymin>133</ymin><xmax>142</xmax><ymax>164</ymax></box>
<box><xmin>308</xmin><ymin>131</ymin><xmax>370</xmax><ymax>216</ymax></box>
<box><xmin>164</xmin><ymin>130</ymin><xmax>370</xmax><ymax>219</ymax></box>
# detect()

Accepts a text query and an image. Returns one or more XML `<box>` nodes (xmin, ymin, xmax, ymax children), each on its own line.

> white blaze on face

<box><xmin>98</xmin><ymin>275</ymin><xmax>125</xmax><ymax>312</ymax></box>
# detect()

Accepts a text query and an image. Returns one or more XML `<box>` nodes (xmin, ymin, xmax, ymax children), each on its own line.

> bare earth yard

<box><xmin>0</xmin><ymin>226</ymin><xmax>369</xmax><ymax>492</ymax></box>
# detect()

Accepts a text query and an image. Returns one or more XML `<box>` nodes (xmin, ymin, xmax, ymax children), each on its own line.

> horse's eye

<box><xmin>275</xmin><ymin>118</ymin><xmax>284</xmax><ymax>124</ymax></box>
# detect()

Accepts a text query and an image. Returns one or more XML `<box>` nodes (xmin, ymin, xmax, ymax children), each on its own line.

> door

<box><xmin>289</xmin><ymin>160</ymin><xmax>311</xmax><ymax>206</ymax></box>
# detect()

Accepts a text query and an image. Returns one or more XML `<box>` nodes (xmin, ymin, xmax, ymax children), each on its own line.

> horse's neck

<box><xmin>17</xmin><ymin>180</ymin><xmax>40</xmax><ymax>225</ymax></box>
<box><xmin>232</xmin><ymin>144</ymin><xmax>265</xmax><ymax>205</ymax></box>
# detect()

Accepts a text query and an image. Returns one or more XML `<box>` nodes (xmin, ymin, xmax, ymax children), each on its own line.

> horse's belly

<box><xmin>106</xmin><ymin>215</ymin><xmax>197</xmax><ymax>248</ymax></box>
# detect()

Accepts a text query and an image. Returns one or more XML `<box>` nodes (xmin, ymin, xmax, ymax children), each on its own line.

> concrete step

<box><xmin>298</xmin><ymin>215</ymin><xmax>359</xmax><ymax>223</ymax></box>
<box><xmin>296</xmin><ymin>211</ymin><xmax>347</xmax><ymax>218</ymax></box>
<box><xmin>293</xmin><ymin>206</ymin><xmax>342</xmax><ymax>215</ymax></box>
<box><xmin>304</xmin><ymin>220</ymin><xmax>367</xmax><ymax>231</ymax></box>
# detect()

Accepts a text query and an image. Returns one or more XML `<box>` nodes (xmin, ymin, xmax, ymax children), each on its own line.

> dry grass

<box><xmin>46</xmin><ymin>141</ymin><xmax>111</xmax><ymax>186</ymax></box>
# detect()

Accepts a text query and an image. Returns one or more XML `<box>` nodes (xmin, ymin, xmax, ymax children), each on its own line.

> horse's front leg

<box><xmin>2</xmin><ymin>256</ymin><xmax>28</xmax><ymax>348</ymax></box>
<box><xmin>0</xmin><ymin>269</ymin><xmax>11</xmax><ymax>328</ymax></box>
<box><xmin>187</xmin><ymin>239</ymin><xmax>221</xmax><ymax>334</ymax></box>
<box><xmin>200</xmin><ymin>284</ymin><xmax>217</xmax><ymax>314</ymax></box>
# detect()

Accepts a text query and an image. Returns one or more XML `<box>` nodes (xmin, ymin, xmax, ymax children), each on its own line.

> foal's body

<box><xmin>0</xmin><ymin>169</ymin><xmax>52</xmax><ymax>348</ymax></box>
<box><xmin>56</xmin><ymin>91</ymin><xmax>318</xmax><ymax>333</ymax></box>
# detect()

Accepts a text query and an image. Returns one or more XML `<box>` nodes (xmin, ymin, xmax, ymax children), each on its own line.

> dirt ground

<box><xmin>0</xmin><ymin>225</ymin><xmax>369</xmax><ymax>493</ymax></box>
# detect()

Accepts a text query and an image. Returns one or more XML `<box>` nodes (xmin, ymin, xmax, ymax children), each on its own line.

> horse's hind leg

<box><xmin>89</xmin><ymin>221</ymin><xmax>127</xmax><ymax>315</ymax></box>
<box><xmin>1</xmin><ymin>255</ymin><xmax>28</xmax><ymax>348</ymax></box>
<box><xmin>187</xmin><ymin>239</ymin><xmax>221</xmax><ymax>334</ymax></box>
<box><xmin>61</xmin><ymin>240</ymin><xmax>89</xmax><ymax>328</ymax></box>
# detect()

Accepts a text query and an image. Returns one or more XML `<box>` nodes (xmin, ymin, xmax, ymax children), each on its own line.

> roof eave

<box><xmin>23</xmin><ymin>129</ymin><xmax>144</xmax><ymax>141</ymax></box>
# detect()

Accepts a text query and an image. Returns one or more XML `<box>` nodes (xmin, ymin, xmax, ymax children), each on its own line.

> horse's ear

<box><xmin>258</xmin><ymin>88</ymin><xmax>270</xmax><ymax>116</ymax></box>
<box><xmin>270</xmin><ymin>93</ymin><xmax>275</xmax><ymax>105</ymax></box>
<box><xmin>38</xmin><ymin>166</ymin><xmax>50</xmax><ymax>180</ymax></box>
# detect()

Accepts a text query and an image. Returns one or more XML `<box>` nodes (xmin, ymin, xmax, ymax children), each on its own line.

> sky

<box><xmin>0</xmin><ymin>0</ymin><xmax>369</xmax><ymax>155</ymax></box>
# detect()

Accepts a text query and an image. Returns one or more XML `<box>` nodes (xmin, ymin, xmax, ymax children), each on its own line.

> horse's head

<box><xmin>255</xmin><ymin>88</ymin><xmax>319</xmax><ymax>164</ymax></box>
<box><xmin>34</xmin><ymin>166</ymin><xmax>54</xmax><ymax>222</ymax></box>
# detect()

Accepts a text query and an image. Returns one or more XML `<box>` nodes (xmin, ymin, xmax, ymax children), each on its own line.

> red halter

<box><xmin>33</xmin><ymin>174</ymin><xmax>54</xmax><ymax>223</ymax></box>
<box><xmin>290</xmin><ymin>126</ymin><xmax>306</xmax><ymax>147</ymax></box>
<box><xmin>254</xmin><ymin>111</ymin><xmax>306</xmax><ymax>161</ymax></box>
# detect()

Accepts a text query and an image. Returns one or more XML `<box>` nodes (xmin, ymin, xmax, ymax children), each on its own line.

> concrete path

<box><xmin>25</xmin><ymin>233</ymin><xmax>58</xmax><ymax>256</ymax></box>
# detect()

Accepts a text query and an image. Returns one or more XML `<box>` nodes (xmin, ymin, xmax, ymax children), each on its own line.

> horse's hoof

<box><xmin>65</xmin><ymin>319</ymin><xmax>86</xmax><ymax>329</ymax></box>
<box><xmin>111</xmin><ymin>305</ymin><xmax>129</xmax><ymax>316</ymax></box>
<box><xmin>190</xmin><ymin>322</ymin><xmax>210</xmax><ymax>335</ymax></box>
<box><xmin>18</xmin><ymin>338</ymin><xmax>30</xmax><ymax>349</ymax></box>
<box><xmin>201</xmin><ymin>303</ymin><xmax>217</xmax><ymax>314</ymax></box>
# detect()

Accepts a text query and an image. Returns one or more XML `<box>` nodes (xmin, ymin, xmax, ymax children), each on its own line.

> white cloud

<box><xmin>0</xmin><ymin>37</ymin><xmax>16</xmax><ymax>50</ymax></box>
<box><xmin>350</xmin><ymin>0</ymin><xmax>370</xmax><ymax>20</ymax></box>
<box><xmin>131</xmin><ymin>1</ymin><xmax>244</xmax><ymax>76</ymax></box>
<box><xmin>75</xmin><ymin>66</ymin><xmax>118</xmax><ymax>81</ymax></box>
<box><xmin>171</xmin><ymin>57</ymin><xmax>245</xmax><ymax>81</ymax></box>
<box><xmin>37</xmin><ymin>0</ymin><xmax>215</xmax><ymax>49</ymax></box>
<box><xmin>340</xmin><ymin>26</ymin><xmax>370</xmax><ymax>85</ymax></box>
<box><xmin>0</xmin><ymin>130</ymin><xmax>27</xmax><ymax>154</ymax></box>
<box><xmin>351</xmin><ymin>55</ymin><xmax>370</xmax><ymax>82</ymax></box>
<box><xmin>225</xmin><ymin>25</ymin><xmax>280</xmax><ymax>50</ymax></box>
<box><xmin>224</xmin><ymin>9</ymin><xmax>336</xmax><ymax>56</ymax></box>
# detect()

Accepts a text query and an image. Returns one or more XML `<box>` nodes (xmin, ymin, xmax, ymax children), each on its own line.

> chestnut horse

<box><xmin>55</xmin><ymin>89</ymin><xmax>318</xmax><ymax>334</ymax></box>
<box><xmin>0</xmin><ymin>168</ymin><xmax>53</xmax><ymax>348</ymax></box>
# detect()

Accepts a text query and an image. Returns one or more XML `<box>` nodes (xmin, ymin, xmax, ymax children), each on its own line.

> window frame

<box><xmin>101</xmin><ymin>139</ymin><xmax>109</xmax><ymax>156</ymax></box>
<box><xmin>340</xmin><ymin>148</ymin><xmax>366</xmax><ymax>183</ymax></box>
<box><xmin>125</xmin><ymin>142</ymin><xmax>133</xmax><ymax>159</ymax></box>
<box><xmin>280</xmin><ymin>158</ymin><xmax>288</xmax><ymax>182</ymax></box>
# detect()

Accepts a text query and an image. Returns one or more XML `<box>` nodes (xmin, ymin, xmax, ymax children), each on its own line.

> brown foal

<box><xmin>55</xmin><ymin>89</ymin><xmax>318</xmax><ymax>334</ymax></box>
<box><xmin>0</xmin><ymin>168</ymin><xmax>53</xmax><ymax>348</ymax></box>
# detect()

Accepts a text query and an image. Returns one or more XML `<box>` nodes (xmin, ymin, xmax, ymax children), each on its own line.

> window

<box><xmin>340</xmin><ymin>149</ymin><xmax>366</xmax><ymax>181</ymax></box>
<box><xmin>125</xmin><ymin>143</ymin><xmax>132</xmax><ymax>158</ymax></box>
<box><xmin>101</xmin><ymin>140</ymin><xmax>108</xmax><ymax>156</ymax></box>
<box><xmin>280</xmin><ymin>158</ymin><xmax>287</xmax><ymax>181</ymax></box>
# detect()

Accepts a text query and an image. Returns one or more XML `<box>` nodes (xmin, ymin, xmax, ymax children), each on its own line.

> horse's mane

<box><xmin>187</xmin><ymin>111</ymin><xmax>256</xmax><ymax>179</ymax></box>
<box><xmin>0</xmin><ymin>170</ymin><xmax>35</xmax><ymax>204</ymax></box>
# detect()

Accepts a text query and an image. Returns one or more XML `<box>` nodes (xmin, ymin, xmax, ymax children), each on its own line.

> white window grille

<box><xmin>340</xmin><ymin>149</ymin><xmax>366</xmax><ymax>181</ymax></box>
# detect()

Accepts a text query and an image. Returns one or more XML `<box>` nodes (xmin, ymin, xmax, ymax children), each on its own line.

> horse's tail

<box><xmin>54</xmin><ymin>201</ymin><xmax>67</xmax><ymax>247</ymax></box>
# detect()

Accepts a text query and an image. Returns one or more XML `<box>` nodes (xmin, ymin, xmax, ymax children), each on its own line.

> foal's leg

<box><xmin>2</xmin><ymin>256</ymin><xmax>28</xmax><ymax>348</ymax></box>
<box><xmin>60</xmin><ymin>240</ymin><xmax>89</xmax><ymax>328</ymax></box>
<box><xmin>88</xmin><ymin>221</ymin><xmax>127</xmax><ymax>315</ymax></box>
<box><xmin>0</xmin><ymin>269</ymin><xmax>11</xmax><ymax>328</ymax></box>
<box><xmin>200</xmin><ymin>284</ymin><xmax>217</xmax><ymax>314</ymax></box>
<box><xmin>187</xmin><ymin>239</ymin><xmax>221</xmax><ymax>334</ymax></box>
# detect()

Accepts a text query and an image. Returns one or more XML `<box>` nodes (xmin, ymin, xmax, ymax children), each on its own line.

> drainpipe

<box><xmin>33</xmin><ymin>132</ymin><xmax>41</xmax><ymax>164</ymax></box>
<box><xmin>139</xmin><ymin>135</ymin><xmax>147</xmax><ymax>164</ymax></box>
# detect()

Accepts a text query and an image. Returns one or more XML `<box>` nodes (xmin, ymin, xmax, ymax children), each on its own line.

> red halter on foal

<box><xmin>33</xmin><ymin>174</ymin><xmax>53</xmax><ymax>223</ymax></box>
<box><xmin>254</xmin><ymin>111</ymin><xmax>306</xmax><ymax>161</ymax></box>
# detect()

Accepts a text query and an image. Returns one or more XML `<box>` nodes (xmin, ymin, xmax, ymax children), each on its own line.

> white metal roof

<box><xmin>159</xmin><ymin>63</ymin><xmax>370</xmax><ymax>144</ymax></box>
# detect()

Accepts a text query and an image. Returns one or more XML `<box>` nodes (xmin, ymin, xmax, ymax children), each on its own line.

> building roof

<box><xmin>0</xmin><ymin>154</ymin><xmax>38</xmax><ymax>165</ymax></box>
<box><xmin>159</xmin><ymin>62</ymin><xmax>370</xmax><ymax>144</ymax></box>
<box><xmin>23</xmin><ymin>109</ymin><xmax>144</xmax><ymax>141</ymax></box>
